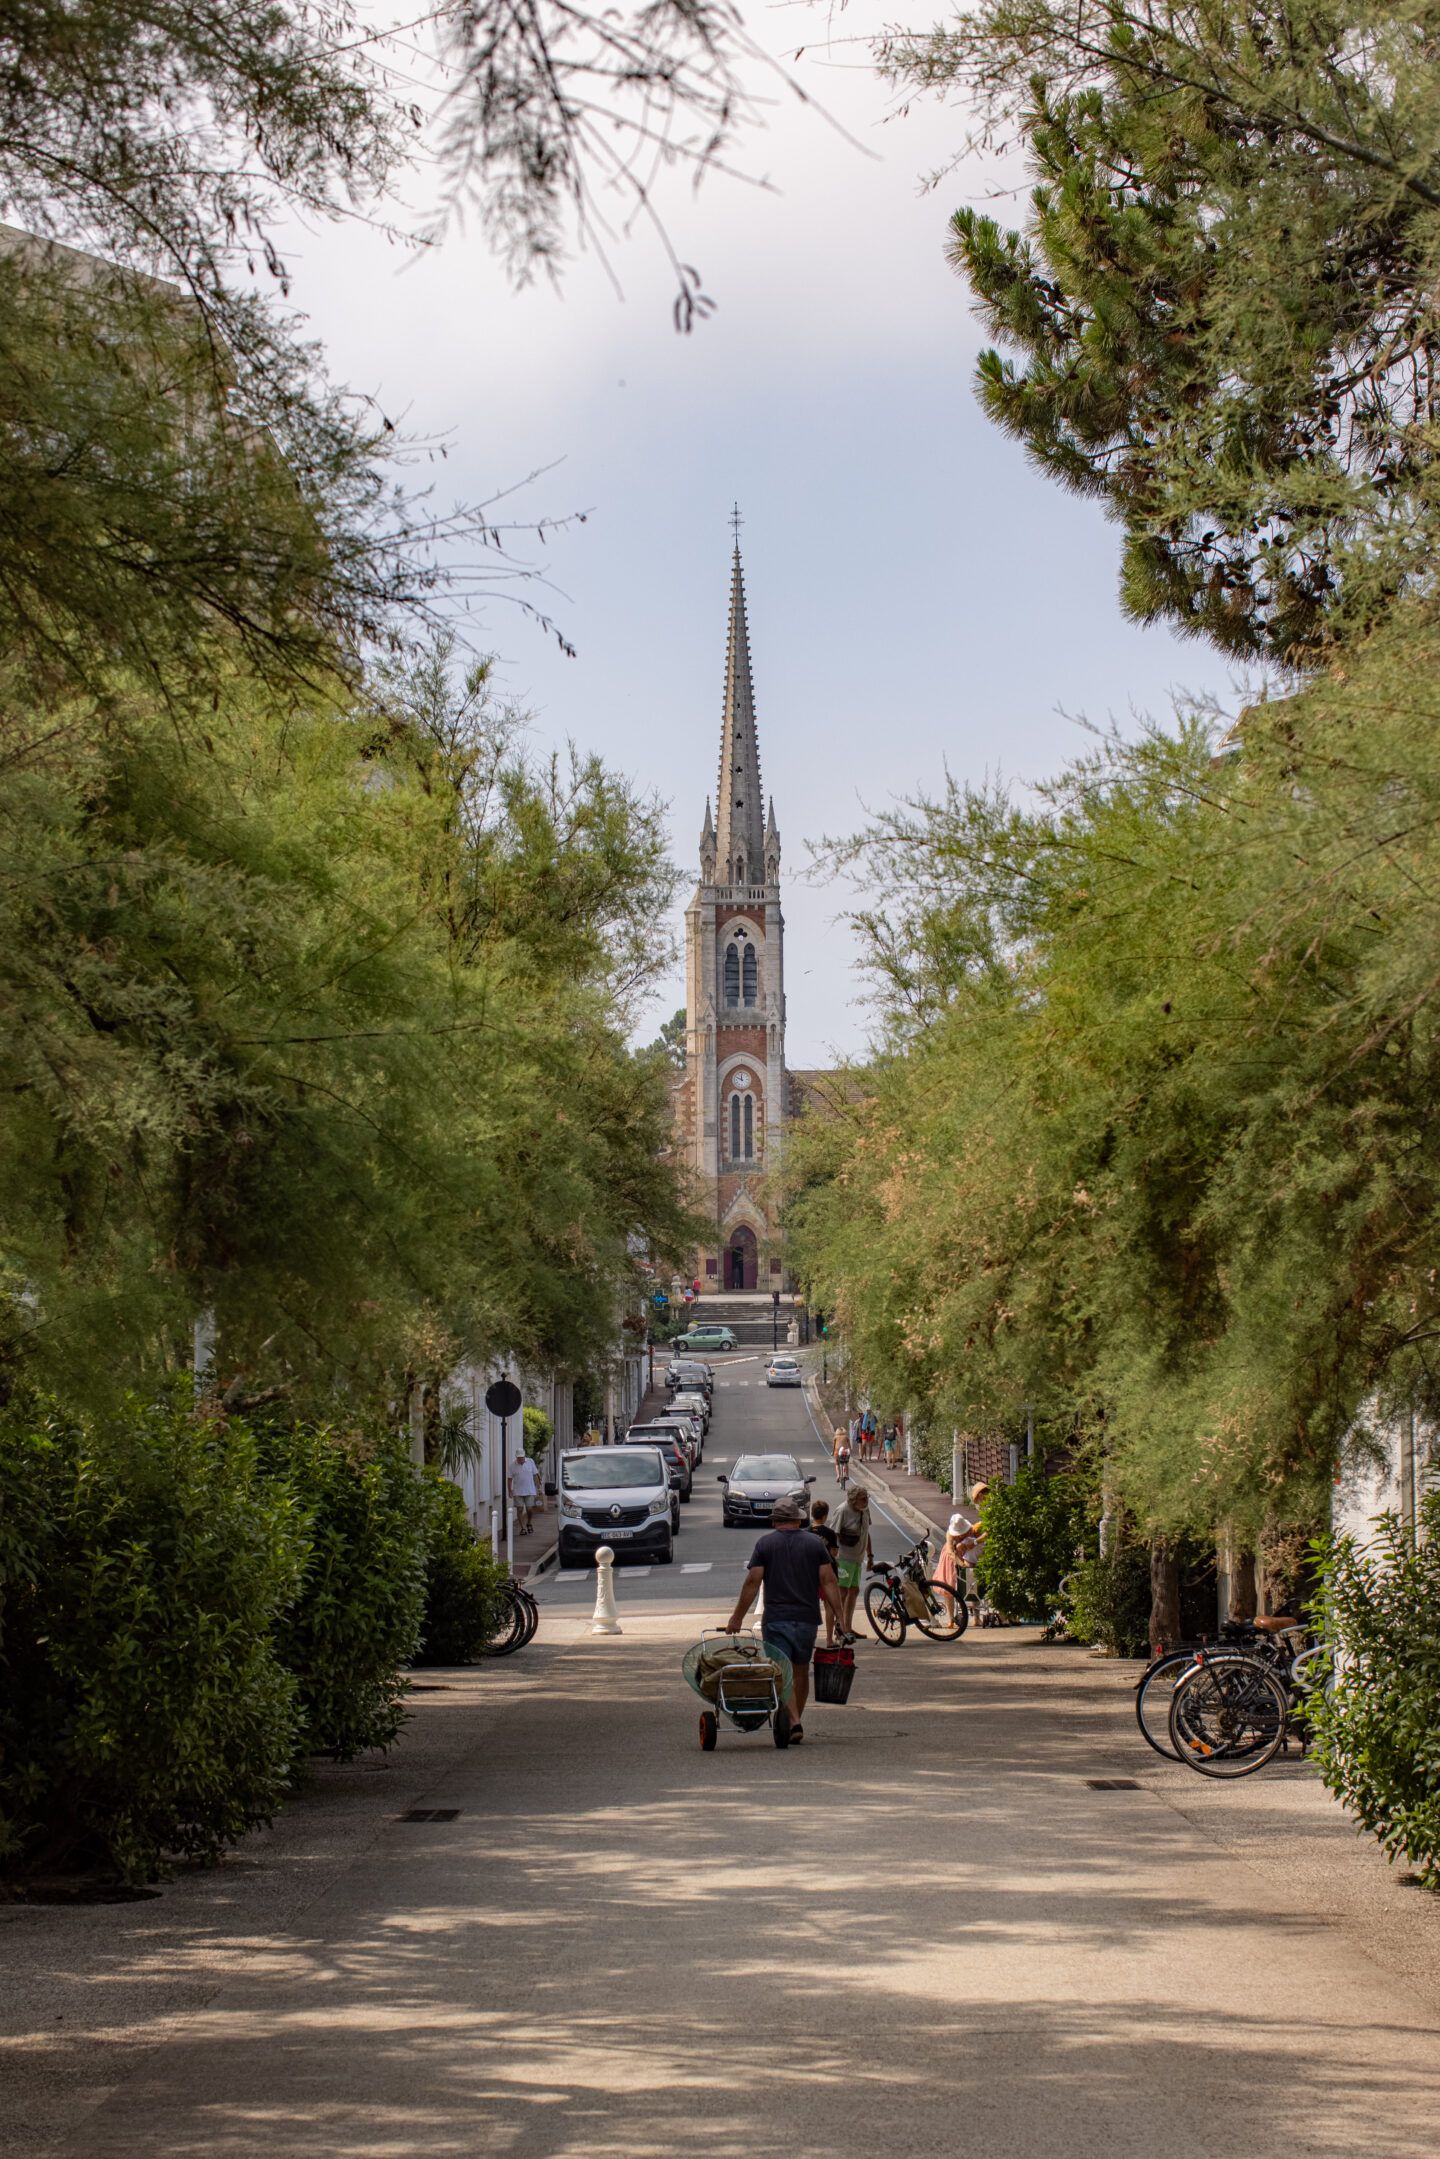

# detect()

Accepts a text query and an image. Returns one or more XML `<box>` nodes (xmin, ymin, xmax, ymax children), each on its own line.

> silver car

<box><xmin>764</xmin><ymin>1355</ymin><xmax>802</xmax><ymax>1388</ymax></box>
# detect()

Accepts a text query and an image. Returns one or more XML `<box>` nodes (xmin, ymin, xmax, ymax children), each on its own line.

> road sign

<box><xmin>485</xmin><ymin>1378</ymin><xmax>522</xmax><ymax>1421</ymax></box>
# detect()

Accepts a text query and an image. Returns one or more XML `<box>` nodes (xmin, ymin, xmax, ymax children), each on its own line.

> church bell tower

<box><xmin>683</xmin><ymin>524</ymin><xmax>786</xmax><ymax>1292</ymax></box>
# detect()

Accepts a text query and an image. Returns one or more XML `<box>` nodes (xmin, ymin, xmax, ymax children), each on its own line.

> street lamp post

<box><xmin>771</xmin><ymin>1288</ymin><xmax>780</xmax><ymax>1351</ymax></box>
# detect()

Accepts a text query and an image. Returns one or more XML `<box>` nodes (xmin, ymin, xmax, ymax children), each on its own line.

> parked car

<box><xmin>632</xmin><ymin>1409</ymin><xmax>702</xmax><ymax>1467</ymax></box>
<box><xmin>673</xmin><ymin>1323</ymin><xmax>736</xmax><ymax>1352</ymax></box>
<box><xmin>666</xmin><ymin>1360</ymin><xmax>714</xmax><ymax>1398</ymax></box>
<box><xmin>764</xmin><ymin>1355</ymin><xmax>802</xmax><ymax>1388</ymax></box>
<box><xmin>626</xmin><ymin>1427</ymin><xmax>694</xmax><ymax>1500</ymax></box>
<box><xmin>611</xmin><ymin>1443</ymin><xmax>681</xmax><ymax>1531</ymax></box>
<box><xmin>557</xmin><ymin>1446</ymin><xmax>673</xmax><ymax>1567</ymax></box>
<box><xmin>671</xmin><ymin>1387</ymin><xmax>710</xmax><ymax>1430</ymax></box>
<box><xmin>717</xmin><ymin>1453</ymin><xmax>813</xmax><ymax>1528</ymax></box>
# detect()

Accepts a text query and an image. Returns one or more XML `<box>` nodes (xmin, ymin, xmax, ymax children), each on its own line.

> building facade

<box><xmin>675</xmin><ymin>543</ymin><xmax>788</xmax><ymax>1292</ymax></box>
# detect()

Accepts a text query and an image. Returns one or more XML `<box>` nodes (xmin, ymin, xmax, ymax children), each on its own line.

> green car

<box><xmin>673</xmin><ymin>1323</ymin><xmax>737</xmax><ymax>1352</ymax></box>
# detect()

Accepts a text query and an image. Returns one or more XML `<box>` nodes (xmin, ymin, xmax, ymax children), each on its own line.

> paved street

<box><xmin>3</xmin><ymin>1361</ymin><xmax>1438</xmax><ymax>2158</ymax></box>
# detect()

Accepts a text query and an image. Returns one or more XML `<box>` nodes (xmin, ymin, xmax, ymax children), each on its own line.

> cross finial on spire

<box><xmin>729</xmin><ymin>501</ymin><xmax>743</xmax><ymax>549</ymax></box>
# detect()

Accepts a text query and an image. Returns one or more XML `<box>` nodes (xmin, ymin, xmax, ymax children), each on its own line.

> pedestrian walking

<box><xmin>809</xmin><ymin>1500</ymin><xmax>840</xmax><ymax>1646</ymax></box>
<box><xmin>508</xmin><ymin>1449</ymin><xmax>540</xmax><ymax>1535</ymax></box>
<box><xmin>882</xmin><ymin>1421</ymin><xmax>899</xmax><ymax>1468</ymax></box>
<box><xmin>860</xmin><ymin>1408</ymin><xmax>877</xmax><ymax>1462</ymax></box>
<box><xmin>833</xmin><ymin>1424</ymin><xmax>851</xmax><ymax>1488</ymax></box>
<box><xmin>724</xmin><ymin>1496</ymin><xmax>847</xmax><ymax>1744</ymax></box>
<box><xmin>833</xmin><ymin>1485</ymin><xmax>874</xmax><ymax>1636</ymax></box>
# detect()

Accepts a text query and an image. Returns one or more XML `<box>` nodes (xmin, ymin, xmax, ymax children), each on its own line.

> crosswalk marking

<box><xmin>555</xmin><ymin>1571</ymin><xmax>587</xmax><ymax>1582</ymax></box>
<box><xmin>680</xmin><ymin>1562</ymin><xmax>713</xmax><ymax>1573</ymax></box>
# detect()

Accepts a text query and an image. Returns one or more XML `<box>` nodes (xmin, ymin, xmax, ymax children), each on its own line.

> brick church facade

<box><xmin>672</xmin><ymin>540</ymin><xmax>793</xmax><ymax>1293</ymax></box>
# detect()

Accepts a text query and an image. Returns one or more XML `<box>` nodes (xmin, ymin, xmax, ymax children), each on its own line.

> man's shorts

<box><xmin>835</xmin><ymin>1557</ymin><xmax>863</xmax><ymax>1591</ymax></box>
<box><xmin>762</xmin><ymin>1618</ymin><xmax>818</xmax><ymax>1686</ymax></box>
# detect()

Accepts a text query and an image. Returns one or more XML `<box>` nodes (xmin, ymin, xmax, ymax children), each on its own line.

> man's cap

<box><xmin>770</xmin><ymin>1496</ymin><xmax>804</xmax><ymax>1523</ymax></box>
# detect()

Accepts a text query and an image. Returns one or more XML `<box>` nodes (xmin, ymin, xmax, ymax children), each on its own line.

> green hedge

<box><xmin>0</xmin><ymin>1397</ymin><xmax>305</xmax><ymax>1882</ymax></box>
<box><xmin>1310</xmin><ymin>1497</ymin><xmax>1440</xmax><ymax>1886</ymax></box>
<box><xmin>417</xmin><ymin>1469</ymin><xmax>508</xmax><ymax>1664</ymax></box>
<box><xmin>976</xmin><ymin>1464</ymin><xmax>1087</xmax><ymax>1620</ymax></box>
<box><xmin>0</xmin><ymin>1399</ymin><xmax>440</xmax><ymax>1884</ymax></box>
<box><xmin>262</xmin><ymin>1423</ymin><xmax>428</xmax><ymax>1760</ymax></box>
<box><xmin>1065</xmin><ymin>1537</ymin><xmax>1153</xmax><ymax>1656</ymax></box>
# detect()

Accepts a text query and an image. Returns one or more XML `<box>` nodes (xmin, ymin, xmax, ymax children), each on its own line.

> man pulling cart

<box><xmin>722</xmin><ymin>1494</ymin><xmax>850</xmax><ymax>1746</ymax></box>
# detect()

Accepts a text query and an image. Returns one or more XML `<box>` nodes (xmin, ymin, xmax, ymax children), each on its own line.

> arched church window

<box><xmin>743</xmin><ymin>1094</ymin><xmax>754</xmax><ymax>1158</ymax></box>
<box><xmin>730</xmin><ymin>1093</ymin><xmax>741</xmax><ymax>1159</ymax></box>
<box><xmin>723</xmin><ymin>943</ymin><xmax>739</xmax><ymax>1006</ymax></box>
<box><xmin>735</xmin><ymin>856</ymin><xmax>745</xmax><ymax>886</ymax></box>
<box><xmin>742</xmin><ymin>945</ymin><xmax>758</xmax><ymax>1006</ymax></box>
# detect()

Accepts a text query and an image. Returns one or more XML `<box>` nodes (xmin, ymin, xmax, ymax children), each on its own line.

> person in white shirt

<box><xmin>509</xmin><ymin>1449</ymin><xmax>541</xmax><ymax>1534</ymax></box>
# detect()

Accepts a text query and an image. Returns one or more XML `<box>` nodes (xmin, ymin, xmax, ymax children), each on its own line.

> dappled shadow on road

<box><xmin>6</xmin><ymin>1631</ymin><xmax>1438</xmax><ymax>2158</ymax></box>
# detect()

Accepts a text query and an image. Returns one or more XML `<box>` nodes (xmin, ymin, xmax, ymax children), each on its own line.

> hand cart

<box><xmin>682</xmin><ymin>1629</ymin><xmax>795</xmax><ymax>1750</ymax></box>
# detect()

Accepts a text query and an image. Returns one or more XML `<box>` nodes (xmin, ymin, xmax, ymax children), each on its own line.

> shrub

<box><xmin>263</xmin><ymin>1424</ymin><xmax>428</xmax><ymax>1759</ymax></box>
<box><xmin>416</xmin><ymin>1470</ymin><xmax>508</xmax><ymax>1664</ymax></box>
<box><xmin>976</xmin><ymin>1465</ymin><xmax>1087</xmax><ymax>1620</ymax></box>
<box><xmin>1309</xmin><ymin>1497</ymin><xmax>1440</xmax><ymax>1886</ymax></box>
<box><xmin>1066</xmin><ymin>1534</ymin><xmax>1153</xmax><ymax>1655</ymax></box>
<box><xmin>0</xmin><ymin>1395</ymin><xmax>305</xmax><ymax>1883</ymax></box>
<box><xmin>522</xmin><ymin>1404</ymin><xmax>553</xmax><ymax>1462</ymax></box>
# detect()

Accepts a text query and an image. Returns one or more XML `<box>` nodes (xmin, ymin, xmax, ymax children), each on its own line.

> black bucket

<box><xmin>812</xmin><ymin>1647</ymin><xmax>856</xmax><ymax>1705</ymax></box>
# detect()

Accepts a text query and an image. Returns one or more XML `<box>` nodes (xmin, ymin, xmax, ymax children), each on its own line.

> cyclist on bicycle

<box><xmin>832</xmin><ymin>1425</ymin><xmax>851</xmax><ymax>1487</ymax></box>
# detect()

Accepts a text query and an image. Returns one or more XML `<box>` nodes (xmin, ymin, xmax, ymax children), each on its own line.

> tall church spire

<box><xmin>714</xmin><ymin>540</ymin><xmax>766</xmax><ymax>886</ymax></box>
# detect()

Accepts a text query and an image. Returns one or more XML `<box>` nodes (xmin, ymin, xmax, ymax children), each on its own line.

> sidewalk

<box><xmin>805</xmin><ymin>1376</ymin><xmax>955</xmax><ymax>1544</ymax></box>
<box><xmin>5</xmin><ymin>1617</ymin><xmax>1436</xmax><ymax>2158</ymax></box>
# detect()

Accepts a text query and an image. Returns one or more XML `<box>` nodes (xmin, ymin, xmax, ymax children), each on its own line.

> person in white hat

<box><xmin>936</xmin><ymin>1485</ymin><xmax>988</xmax><ymax>1623</ymax></box>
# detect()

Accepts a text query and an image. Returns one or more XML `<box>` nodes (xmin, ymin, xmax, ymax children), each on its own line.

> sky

<box><xmin>282</xmin><ymin>3</ymin><xmax>1249</xmax><ymax>1066</ymax></box>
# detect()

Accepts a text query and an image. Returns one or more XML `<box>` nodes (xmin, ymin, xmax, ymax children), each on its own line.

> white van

<box><xmin>557</xmin><ymin>1446</ymin><xmax>674</xmax><ymax>1568</ymax></box>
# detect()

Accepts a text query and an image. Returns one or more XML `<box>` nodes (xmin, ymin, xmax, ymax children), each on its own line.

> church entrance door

<box><xmin>728</xmin><ymin>1226</ymin><xmax>758</xmax><ymax>1291</ymax></box>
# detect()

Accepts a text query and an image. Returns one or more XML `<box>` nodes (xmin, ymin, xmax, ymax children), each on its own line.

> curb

<box><xmin>521</xmin><ymin>1539</ymin><xmax>560</xmax><ymax>1580</ymax></box>
<box><xmin>801</xmin><ymin>1379</ymin><xmax>948</xmax><ymax>1549</ymax></box>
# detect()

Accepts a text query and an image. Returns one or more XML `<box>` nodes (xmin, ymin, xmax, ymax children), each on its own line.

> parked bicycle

<box><xmin>484</xmin><ymin>1576</ymin><xmax>540</xmax><ymax>1657</ymax></box>
<box><xmin>1135</xmin><ymin>1619</ymin><xmax>1293</xmax><ymax>1758</ymax></box>
<box><xmin>864</xmin><ymin>1538</ymin><xmax>968</xmax><ymax>1645</ymax></box>
<box><xmin>1146</xmin><ymin>1623</ymin><xmax>1331</xmax><ymax>1779</ymax></box>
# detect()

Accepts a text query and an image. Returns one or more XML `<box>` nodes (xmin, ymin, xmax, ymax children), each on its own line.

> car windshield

<box><xmin>770</xmin><ymin>1359</ymin><xmax>798</xmax><ymax>1369</ymax></box>
<box><xmin>732</xmin><ymin>1456</ymin><xmax>802</xmax><ymax>1482</ymax></box>
<box><xmin>562</xmin><ymin>1451</ymin><xmax>662</xmax><ymax>1490</ymax></box>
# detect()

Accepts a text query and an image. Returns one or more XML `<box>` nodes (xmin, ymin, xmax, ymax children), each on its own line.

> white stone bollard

<box><xmin>590</xmin><ymin>1546</ymin><xmax>622</xmax><ymax>1635</ymax></box>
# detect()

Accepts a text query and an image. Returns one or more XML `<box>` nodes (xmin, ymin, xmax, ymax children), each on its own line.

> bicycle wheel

<box><xmin>910</xmin><ymin>1579</ymin><xmax>968</xmax><ymax>1641</ymax></box>
<box><xmin>1135</xmin><ymin>1649</ymin><xmax>1198</xmax><ymax>1759</ymax></box>
<box><xmin>516</xmin><ymin>1589</ymin><xmax>540</xmax><ymax>1647</ymax></box>
<box><xmin>1169</xmin><ymin>1655</ymin><xmax>1288</xmax><ymax>1778</ymax></box>
<box><xmin>864</xmin><ymin>1580</ymin><xmax>907</xmax><ymax>1645</ymax></box>
<box><xmin>484</xmin><ymin>1586</ymin><xmax>528</xmax><ymax>1658</ymax></box>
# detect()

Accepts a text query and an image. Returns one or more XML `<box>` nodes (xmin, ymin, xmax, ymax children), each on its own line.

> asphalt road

<box><xmin>4</xmin><ymin>1353</ymin><xmax>1438</xmax><ymax>2158</ymax></box>
<box><xmin>537</xmin><ymin>1351</ymin><xmax>913</xmax><ymax>1619</ymax></box>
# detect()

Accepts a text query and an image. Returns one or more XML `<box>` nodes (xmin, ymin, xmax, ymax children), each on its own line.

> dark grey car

<box><xmin>717</xmin><ymin>1452</ymin><xmax>813</xmax><ymax>1529</ymax></box>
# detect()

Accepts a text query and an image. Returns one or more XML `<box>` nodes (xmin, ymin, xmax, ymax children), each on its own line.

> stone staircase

<box><xmin>683</xmin><ymin>1294</ymin><xmax>803</xmax><ymax>1350</ymax></box>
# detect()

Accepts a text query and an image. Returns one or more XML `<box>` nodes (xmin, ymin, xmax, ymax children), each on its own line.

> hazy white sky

<box><xmin>285</xmin><ymin>3</ymin><xmax>1246</xmax><ymax>1065</ymax></box>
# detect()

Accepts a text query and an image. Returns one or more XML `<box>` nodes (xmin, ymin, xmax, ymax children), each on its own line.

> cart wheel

<box><xmin>699</xmin><ymin>1711</ymin><xmax>718</xmax><ymax>1751</ymax></box>
<box><xmin>773</xmin><ymin>1706</ymin><xmax>792</xmax><ymax>1749</ymax></box>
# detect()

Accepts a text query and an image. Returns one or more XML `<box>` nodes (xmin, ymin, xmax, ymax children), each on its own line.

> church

<box><xmin>672</xmin><ymin>533</ymin><xmax>828</xmax><ymax>1294</ymax></box>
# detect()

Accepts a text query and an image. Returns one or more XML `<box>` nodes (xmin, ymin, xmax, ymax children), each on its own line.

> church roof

<box><xmin>714</xmin><ymin>544</ymin><xmax>767</xmax><ymax>880</ymax></box>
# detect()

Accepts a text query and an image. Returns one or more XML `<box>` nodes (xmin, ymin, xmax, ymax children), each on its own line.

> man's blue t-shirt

<box><xmin>748</xmin><ymin>1528</ymin><xmax>833</xmax><ymax>1622</ymax></box>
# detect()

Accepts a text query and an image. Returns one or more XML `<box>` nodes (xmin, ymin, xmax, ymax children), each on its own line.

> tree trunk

<box><xmin>1229</xmin><ymin>1542</ymin><xmax>1258</xmax><ymax>1623</ymax></box>
<box><xmin>1149</xmin><ymin>1538</ymin><xmax>1181</xmax><ymax>1655</ymax></box>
